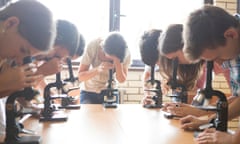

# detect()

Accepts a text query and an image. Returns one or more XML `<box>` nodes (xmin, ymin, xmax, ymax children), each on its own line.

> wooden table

<box><xmin>0</xmin><ymin>104</ymin><xmax>194</xmax><ymax>144</ymax></box>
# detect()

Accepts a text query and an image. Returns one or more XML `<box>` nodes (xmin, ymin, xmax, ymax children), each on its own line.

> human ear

<box><xmin>3</xmin><ymin>16</ymin><xmax>19</xmax><ymax>30</ymax></box>
<box><xmin>224</xmin><ymin>28</ymin><xmax>238</xmax><ymax>39</ymax></box>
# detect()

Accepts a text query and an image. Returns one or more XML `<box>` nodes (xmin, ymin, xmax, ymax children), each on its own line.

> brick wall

<box><xmin>119</xmin><ymin>68</ymin><xmax>232</xmax><ymax>104</ymax></box>
<box><xmin>46</xmin><ymin>66</ymin><xmax>232</xmax><ymax>105</ymax></box>
<box><xmin>215</xmin><ymin>0</ymin><xmax>237</xmax><ymax>14</ymax></box>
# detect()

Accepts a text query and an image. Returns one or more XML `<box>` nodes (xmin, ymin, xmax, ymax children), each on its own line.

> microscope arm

<box><xmin>4</xmin><ymin>56</ymin><xmax>42</xmax><ymax>143</ymax></box>
<box><xmin>212</xmin><ymin>90</ymin><xmax>228</xmax><ymax>131</ymax></box>
<box><xmin>41</xmin><ymin>82</ymin><xmax>59</xmax><ymax>117</ymax></box>
<box><xmin>143</xmin><ymin>65</ymin><xmax>163</xmax><ymax>108</ymax></box>
<box><xmin>195</xmin><ymin>90</ymin><xmax>228</xmax><ymax>132</ymax></box>
<box><xmin>5</xmin><ymin>91</ymin><xmax>24</xmax><ymax>141</ymax></box>
<box><xmin>5</xmin><ymin>90</ymin><xmax>41</xmax><ymax>143</ymax></box>
<box><xmin>64</xmin><ymin>58</ymin><xmax>78</xmax><ymax>83</ymax></box>
<box><xmin>167</xmin><ymin>58</ymin><xmax>188</xmax><ymax>103</ymax></box>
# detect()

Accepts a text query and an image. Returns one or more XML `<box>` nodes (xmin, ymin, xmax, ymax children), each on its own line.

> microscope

<box><xmin>4</xmin><ymin>56</ymin><xmax>41</xmax><ymax>144</ymax></box>
<box><xmin>58</xmin><ymin>57</ymin><xmax>80</xmax><ymax>109</ymax></box>
<box><xmin>167</xmin><ymin>58</ymin><xmax>188</xmax><ymax>103</ymax></box>
<box><xmin>40</xmin><ymin>57</ymin><xmax>82</xmax><ymax>121</ymax></box>
<box><xmin>143</xmin><ymin>65</ymin><xmax>163</xmax><ymax>108</ymax></box>
<box><xmin>103</xmin><ymin>68</ymin><xmax>119</xmax><ymax>108</ymax></box>
<box><xmin>39</xmin><ymin>72</ymin><xmax>68</xmax><ymax>122</ymax></box>
<box><xmin>193</xmin><ymin>61</ymin><xmax>228</xmax><ymax>132</ymax></box>
<box><xmin>164</xmin><ymin>58</ymin><xmax>188</xmax><ymax>119</ymax></box>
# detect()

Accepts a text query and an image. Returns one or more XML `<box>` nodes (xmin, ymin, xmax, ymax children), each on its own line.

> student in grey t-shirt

<box><xmin>78</xmin><ymin>32</ymin><xmax>131</xmax><ymax>104</ymax></box>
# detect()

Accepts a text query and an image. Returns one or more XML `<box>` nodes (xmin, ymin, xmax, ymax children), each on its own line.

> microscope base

<box><xmin>39</xmin><ymin>112</ymin><xmax>68</xmax><ymax>122</ymax></box>
<box><xmin>143</xmin><ymin>104</ymin><xmax>162</xmax><ymax>109</ymax></box>
<box><xmin>103</xmin><ymin>103</ymin><xmax>118</xmax><ymax>108</ymax></box>
<box><xmin>3</xmin><ymin>136</ymin><xmax>41</xmax><ymax>144</ymax></box>
<box><xmin>58</xmin><ymin>104</ymin><xmax>81</xmax><ymax>110</ymax></box>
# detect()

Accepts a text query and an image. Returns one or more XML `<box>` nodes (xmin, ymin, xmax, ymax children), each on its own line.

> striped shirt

<box><xmin>222</xmin><ymin>55</ymin><xmax>240</xmax><ymax>96</ymax></box>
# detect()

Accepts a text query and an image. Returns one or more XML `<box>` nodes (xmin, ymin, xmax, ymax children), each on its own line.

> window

<box><xmin>40</xmin><ymin>0</ymin><xmax>109</xmax><ymax>43</ymax></box>
<box><xmin>40</xmin><ymin>0</ymin><xmax>203</xmax><ymax>61</ymax></box>
<box><xmin>120</xmin><ymin>0</ymin><xmax>204</xmax><ymax>59</ymax></box>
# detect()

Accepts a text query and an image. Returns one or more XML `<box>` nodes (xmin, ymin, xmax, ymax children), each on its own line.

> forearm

<box><xmin>228</xmin><ymin>96</ymin><xmax>240</xmax><ymax>120</ymax></box>
<box><xmin>78</xmin><ymin>67</ymin><xmax>99</xmax><ymax>81</ymax></box>
<box><xmin>36</xmin><ymin>67</ymin><xmax>47</xmax><ymax>76</ymax></box>
<box><xmin>142</xmin><ymin>72</ymin><xmax>150</xmax><ymax>85</ymax></box>
<box><xmin>115</xmin><ymin>62</ymin><xmax>127</xmax><ymax>83</ymax></box>
<box><xmin>35</xmin><ymin>58</ymin><xmax>61</xmax><ymax>77</ymax></box>
<box><xmin>34</xmin><ymin>79</ymin><xmax>47</xmax><ymax>96</ymax></box>
<box><xmin>36</xmin><ymin>65</ymin><xmax>56</xmax><ymax>77</ymax></box>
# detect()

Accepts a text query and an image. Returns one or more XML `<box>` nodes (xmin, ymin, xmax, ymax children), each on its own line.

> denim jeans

<box><xmin>80</xmin><ymin>90</ymin><xmax>119</xmax><ymax>104</ymax></box>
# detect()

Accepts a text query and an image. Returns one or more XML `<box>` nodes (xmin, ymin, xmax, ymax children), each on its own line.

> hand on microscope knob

<box><xmin>162</xmin><ymin>102</ymin><xmax>208</xmax><ymax>117</ymax></box>
<box><xmin>36</xmin><ymin>57</ymin><xmax>62</xmax><ymax>76</ymax></box>
<box><xmin>162</xmin><ymin>102</ymin><xmax>183</xmax><ymax>116</ymax></box>
<box><xmin>180</xmin><ymin>115</ymin><xmax>209</xmax><ymax>131</ymax></box>
<box><xmin>105</xmin><ymin>54</ymin><xmax>120</xmax><ymax>65</ymax></box>
<box><xmin>141</xmin><ymin>95</ymin><xmax>155</xmax><ymax>106</ymax></box>
<box><xmin>160</xmin><ymin>79</ymin><xmax>170</xmax><ymax>95</ymax></box>
<box><xmin>97</xmin><ymin>62</ymin><xmax>114</xmax><ymax>72</ymax></box>
<box><xmin>17</xmin><ymin>97</ymin><xmax>42</xmax><ymax>115</ymax></box>
<box><xmin>1</xmin><ymin>63</ymin><xmax>42</xmax><ymax>92</ymax></box>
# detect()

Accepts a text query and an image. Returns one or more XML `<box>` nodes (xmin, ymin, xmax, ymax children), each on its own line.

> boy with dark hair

<box><xmin>139</xmin><ymin>29</ymin><xmax>161</xmax><ymax>66</ymax></box>
<box><xmin>30</xmin><ymin>19</ymin><xmax>80</xmax><ymax>102</ymax></box>
<box><xmin>0</xmin><ymin>0</ymin><xmax>56</xmax><ymax>136</ymax></box>
<box><xmin>35</xmin><ymin>19</ymin><xmax>80</xmax><ymax>77</ymax></box>
<box><xmin>78</xmin><ymin>32</ymin><xmax>131</xmax><ymax>104</ymax></box>
<box><xmin>182</xmin><ymin>5</ymin><xmax>240</xmax><ymax>144</ymax></box>
<box><xmin>139</xmin><ymin>29</ymin><xmax>162</xmax><ymax>105</ymax></box>
<box><xmin>103</xmin><ymin>32</ymin><xmax>127</xmax><ymax>63</ymax></box>
<box><xmin>74</xmin><ymin>33</ymin><xmax>85</xmax><ymax>59</ymax></box>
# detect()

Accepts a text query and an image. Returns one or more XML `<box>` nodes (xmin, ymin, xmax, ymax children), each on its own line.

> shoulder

<box><xmin>123</xmin><ymin>49</ymin><xmax>131</xmax><ymax>64</ymax></box>
<box><xmin>144</xmin><ymin>65</ymin><xmax>151</xmax><ymax>72</ymax></box>
<box><xmin>222</xmin><ymin>55</ymin><xmax>240</xmax><ymax>68</ymax></box>
<box><xmin>85</xmin><ymin>37</ymin><xmax>103</xmax><ymax>53</ymax></box>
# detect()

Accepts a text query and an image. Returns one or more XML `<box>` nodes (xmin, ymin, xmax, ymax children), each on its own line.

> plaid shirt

<box><xmin>222</xmin><ymin>55</ymin><xmax>240</xmax><ymax>96</ymax></box>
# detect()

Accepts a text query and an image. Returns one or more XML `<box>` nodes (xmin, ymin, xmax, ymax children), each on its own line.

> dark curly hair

<box><xmin>139</xmin><ymin>29</ymin><xmax>162</xmax><ymax>66</ymax></box>
<box><xmin>102</xmin><ymin>32</ymin><xmax>127</xmax><ymax>62</ymax></box>
<box><xmin>75</xmin><ymin>33</ymin><xmax>85</xmax><ymax>57</ymax></box>
<box><xmin>54</xmin><ymin>19</ymin><xmax>79</xmax><ymax>57</ymax></box>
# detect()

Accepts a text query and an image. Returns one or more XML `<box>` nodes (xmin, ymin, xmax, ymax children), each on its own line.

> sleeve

<box><xmin>80</xmin><ymin>38</ymin><xmax>100</xmax><ymax>65</ymax></box>
<box><xmin>123</xmin><ymin>49</ymin><xmax>131</xmax><ymax>68</ymax></box>
<box><xmin>144</xmin><ymin>65</ymin><xmax>151</xmax><ymax>73</ymax></box>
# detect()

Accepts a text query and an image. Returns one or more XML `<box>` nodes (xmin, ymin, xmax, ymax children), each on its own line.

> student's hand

<box><xmin>37</xmin><ymin>57</ymin><xmax>62</xmax><ymax>76</ymax></box>
<box><xmin>141</xmin><ymin>95</ymin><xmax>154</xmax><ymax>106</ymax></box>
<box><xmin>162</xmin><ymin>102</ymin><xmax>183</xmax><ymax>116</ymax></box>
<box><xmin>195</xmin><ymin>128</ymin><xmax>234</xmax><ymax>144</ymax></box>
<box><xmin>1</xmin><ymin>63</ymin><xmax>42</xmax><ymax>92</ymax></box>
<box><xmin>160</xmin><ymin>79</ymin><xmax>170</xmax><ymax>95</ymax></box>
<box><xmin>97</xmin><ymin>62</ymin><xmax>114</xmax><ymax>72</ymax></box>
<box><xmin>105</xmin><ymin>54</ymin><xmax>121</xmax><ymax>65</ymax></box>
<box><xmin>180</xmin><ymin>115</ymin><xmax>208</xmax><ymax>131</ymax></box>
<box><xmin>161</xmin><ymin>102</ymin><xmax>208</xmax><ymax>117</ymax></box>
